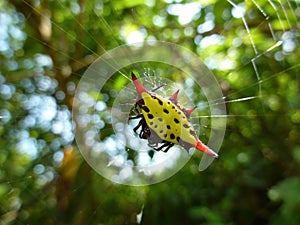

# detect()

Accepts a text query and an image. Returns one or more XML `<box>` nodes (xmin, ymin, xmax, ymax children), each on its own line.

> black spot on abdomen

<box><xmin>139</xmin><ymin>99</ymin><xmax>145</xmax><ymax>105</ymax></box>
<box><xmin>183</xmin><ymin>124</ymin><xmax>189</xmax><ymax>128</ymax></box>
<box><xmin>143</xmin><ymin>106</ymin><xmax>150</xmax><ymax>113</ymax></box>
<box><xmin>189</xmin><ymin>129</ymin><xmax>196</xmax><ymax>136</ymax></box>
<box><xmin>147</xmin><ymin>114</ymin><xmax>154</xmax><ymax>119</ymax></box>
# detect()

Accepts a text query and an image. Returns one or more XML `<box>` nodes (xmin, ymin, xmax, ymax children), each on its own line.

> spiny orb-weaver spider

<box><xmin>128</xmin><ymin>72</ymin><xmax>218</xmax><ymax>158</ymax></box>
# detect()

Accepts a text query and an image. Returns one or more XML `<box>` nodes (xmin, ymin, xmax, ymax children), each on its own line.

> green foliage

<box><xmin>268</xmin><ymin>176</ymin><xmax>300</xmax><ymax>225</ymax></box>
<box><xmin>0</xmin><ymin>0</ymin><xmax>300</xmax><ymax>224</ymax></box>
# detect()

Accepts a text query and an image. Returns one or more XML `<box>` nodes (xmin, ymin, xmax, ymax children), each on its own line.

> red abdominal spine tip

<box><xmin>169</xmin><ymin>90</ymin><xmax>179</xmax><ymax>102</ymax></box>
<box><xmin>195</xmin><ymin>141</ymin><xmax>219</xmax><ymax>158</ymax></box>
<box><xmin>185</xmin><ymin>107</ymin><xmax>196</xmax><ymax>117</ymax></box>
<box><xmin>131</xmin><ymin>72</ymin><xmax>147</xmax><ymax>95</ymax></box>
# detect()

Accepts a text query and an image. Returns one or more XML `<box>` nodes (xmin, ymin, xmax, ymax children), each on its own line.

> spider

<box><xmin>128</xmin><ymin>72</ymin><xmax>218</xmax><ymax>158</ymax></box>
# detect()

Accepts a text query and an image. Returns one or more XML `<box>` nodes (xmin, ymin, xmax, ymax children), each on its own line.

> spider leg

<box><xmin>154</xmin><ymin>141</ymin><xmax>174</xmax><ymax>152</ymax></box>
<box><xmin>128</xmin><ymin>114</ymin><xmax>144</xmax><ymax>133</ymax></box>
<box><xmin>140</xmin><ymin>125</ymin><xmax>151</xmax><ymax>139</ymax></box>
<box><xmin>162</xmin><ymin>142</ymin><xmax>174</xmax><ymax>153</ymax></box>
<box><xmin>128</xmin><ymin>102</ymin><xmax>142</xmax><ymax>122</ymax></box>
<box><xmin>139</xmin><ymin>121</ymin><xmax>148</xmax><ymax>138</ymax></box>
<box><xmin>132</xmin><ymin>117</ymin><xmax>144</xmax><ymax>134</ymax></box>
<box><xmin>153</xmin><ymin>142</ymin><xmax>168</xmax><ymax>151</ymax></box>
<box><xmin>129</xmin><ymin>115</ymin><xmax>151</xmax><ymax>140</ymax></box>
<box><xmin>128</xmin><ymin>112</ymin><xmax>144</xmax><ymax>132</ymax></box>
<box><xmin>128</xmin><ymin>113</ymin><xmax>143</xmax><ymax>121</ymax></box>
<box><xmin>133</xmin><ymin>103</ymin><xmax>140</xmax><ymax>114</ymax></box>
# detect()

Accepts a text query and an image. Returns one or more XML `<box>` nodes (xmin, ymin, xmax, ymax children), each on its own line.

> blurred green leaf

<box><xmin>112</xmin><ymin>0</ymin><xmax>145</xmax><ymax>10</ymax></box>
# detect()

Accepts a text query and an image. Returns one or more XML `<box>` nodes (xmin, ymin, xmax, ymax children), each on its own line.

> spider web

<box><xmin>0</xmin><ymin>0</ymin><xmax>299</xmax><ymax>224</ymax></box>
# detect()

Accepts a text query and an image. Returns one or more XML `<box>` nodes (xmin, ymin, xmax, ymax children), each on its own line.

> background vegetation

<box><xmin>0</xmin><ymin>0</ymin><xmax>300</xmax><ymax>224</ymax></box>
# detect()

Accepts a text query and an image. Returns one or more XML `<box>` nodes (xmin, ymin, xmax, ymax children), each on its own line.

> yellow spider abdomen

<box><xmin>141</xmin><ymin>92</ymin><xmax>198</xmax><ymax>147</ymax></box>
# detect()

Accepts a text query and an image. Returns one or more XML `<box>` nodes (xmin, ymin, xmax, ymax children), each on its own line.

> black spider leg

<box><xmin>129</xmin><ymin>115</ymin><xmax>175</xmax><ymax>153</ymax></box>
<box><xmin>153</xmin><ymin>140</ymin><xmax>174</xmax><ymax>153</ymax></box>
<box><xmin>128</xmin><ymin>113</ymin><xmax>143</xmax><ymax>132</ymax></box>
<box><xmin>146</xmin><ymin>129</ymin><xmax>174</xmax><ymax>153</ymax></box>
<box><xmin>128</xmin><ymin>113</ymin><xmax>143</xmax><ymax>121</ymax></box>
<box><xmin>128</xmin><ymin>114</ymin><xmax>150</xmax><ymax>139</ymax></box>
<box><xmin>128</xmin><ymin>100</ymin><xmax>153</xmax><ymax>140</ymax></box>
<box><xmin>138</xmin><ymin>118</ymin><xmax>151</xmax><ymax>139</ymax></box>
<box><xmin>139</xmin><ymin>120</ymin><xmax>175</xmax><ymax>153</ymax></box>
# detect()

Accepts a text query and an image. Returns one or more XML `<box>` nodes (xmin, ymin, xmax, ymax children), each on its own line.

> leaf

<box><xmin>269</xmin><ymin>177</ymin><xmax>300</xmax><ymax>206</ymax></box>
<box><xmin>112</xmin><ymin>0</ymin><xmax>145</xmax><ymax>10</ymax></box>
<box><xmin>196</xmin><ymin>0</ymin><xmax>217</xmax><ymax>5</ymax></box>
<box><xmin>293</xmin><ymin>146</ymin><xmax>300</xmax><ymax>164</ymax></box>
